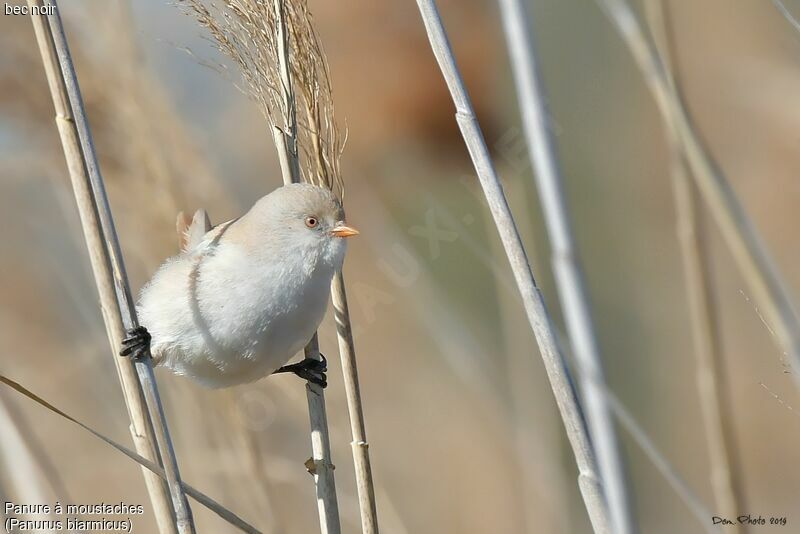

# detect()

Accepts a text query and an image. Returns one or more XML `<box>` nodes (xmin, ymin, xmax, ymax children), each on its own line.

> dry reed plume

<box><xmin>178</xmin><ymin>0</ymin><xmax>344</xmax><ymax>197</ymax></box>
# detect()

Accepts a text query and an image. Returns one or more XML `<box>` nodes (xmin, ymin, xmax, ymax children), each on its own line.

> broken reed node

<box><xmin>5</xmin><ymin>2</ymin><xmax>56</xmax><ymax>15</ymax></box>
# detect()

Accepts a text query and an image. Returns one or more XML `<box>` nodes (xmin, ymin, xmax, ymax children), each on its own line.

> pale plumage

<box><xmin>136</xmin><ymin>183</ymin><xmax>353</xmax><ymax>388</ymax></box>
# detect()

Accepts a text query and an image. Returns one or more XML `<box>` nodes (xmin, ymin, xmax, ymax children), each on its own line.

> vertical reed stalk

<box><xmin>413</xmin><ymin>1</ymin><xmax>609</xmax><ymax>531</ymax></box>
<box><xmin>286</xmin><ymin>2</ymin><xmax>379</xmax><ymax>528</ymax></box>
<box><xmin>496</xmin><ymin>1</ymin><xmax>636</xmax><ymax>533</ymax></box>
<box><xmin>272</xmin><ymin>2</ymin><xmax>340</xmax><ymax>532</ymax></box>
<box><xmin>177</xmin><ymin>1</ymin><xmax>349</xmax><ymax>530</ymax></box>
<box><xmin>301</xmin><ymin>334</ymin><xmax>340</xmax><ymax>534</ymax></box>
<box><xmin>28</xmin><ymin>1</ymin><xmax>194</xmax><ymax>532</ymax></box>
<box><xmin>273</xmin><ymin>0</ymin><xmax>302</xmax><ymax>184</ymax></box>
<box><xmin>330</xmin><ymin>274</ymin><xmax>379</xmax><ymax>534</ymax></box>
<box><xmin>595</xmin><ymin>0</ymin><xmax>800</xmax><ymax>389</ymax></box>
<box><xmin>281</xmin><ymin>1</ymin><xmax>378</xmax><ymax>528</ymax></box>
<box><xmin>643</xmin><ymin>1</ymin><xmax>747</xmax><ymax>527</ymax></box>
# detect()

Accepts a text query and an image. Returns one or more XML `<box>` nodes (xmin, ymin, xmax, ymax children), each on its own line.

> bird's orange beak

<box><xmin>331</xmin><ymin>223</ymin><xmax>359</xmax><ymax>238</ymax></box>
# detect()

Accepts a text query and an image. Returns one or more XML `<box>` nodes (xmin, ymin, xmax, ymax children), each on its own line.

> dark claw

<box><xmin>307</xmin><ymin>353</ymin><xmax>327</xmax><ymax>373</ymax></box>
<box><xmin>296</xmin><ymin>367</ymin><xmax>327</xmax><ymax>389</ymax></box>
<box><xmin>274</xmin><ymin>354</ymin><xmax>328</xmax><ymax>388</ymax></box>
<box><xmin>119</xmin><ymin>326</ymin><xmax>151</xmax><ymax>361</ymax></box>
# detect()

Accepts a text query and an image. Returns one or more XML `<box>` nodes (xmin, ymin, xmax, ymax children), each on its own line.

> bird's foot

<box><xmin>119</xmin><ymin>326</ymin><xmax>151</xmax><ymax>362</ymax></box>
<box><xmin>274</xmin><ymin>354</ymin><xmax>327</xmax><ymax>388</ymax></box>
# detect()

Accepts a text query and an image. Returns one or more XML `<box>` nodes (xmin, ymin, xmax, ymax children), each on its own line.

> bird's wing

<box><xmin>198</xmin><ymin>218</ymin><xmax>238</xmax><ymax>249</ymax></box>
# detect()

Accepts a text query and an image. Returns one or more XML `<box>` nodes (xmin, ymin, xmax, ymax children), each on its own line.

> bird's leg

<box><xmin>119</xmin><ymin>326</ymin><xmax>152</xmax><ymax>362</ymax></box>
<box><xmin>274</xmin><ymin>354</ymin><xmax>327</xmax><ymax>388</ymax></box>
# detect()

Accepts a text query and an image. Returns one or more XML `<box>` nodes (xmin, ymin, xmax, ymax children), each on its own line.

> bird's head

<box><xmin>250</xmin><ymin>183</ymin><xmax>358</xmax><ymax>271</ymax></box>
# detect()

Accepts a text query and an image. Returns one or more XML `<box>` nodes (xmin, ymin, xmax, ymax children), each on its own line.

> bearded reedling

<box><xmin>120</xmin><ymin>183</ymin><xmax>359</xmax><ymax>389</ymax></box>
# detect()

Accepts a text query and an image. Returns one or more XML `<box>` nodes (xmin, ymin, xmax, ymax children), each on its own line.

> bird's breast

<box><xmin>197</xmin><ymin>253</ymin><xmax>333</xmax><ymax>373</ymax></box>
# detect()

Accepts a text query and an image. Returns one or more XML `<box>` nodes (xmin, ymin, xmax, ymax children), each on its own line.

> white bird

<box><xmin>119</xmin><ymin>183</ymin><xmax>358</xmax><ymax>389</ymax></box>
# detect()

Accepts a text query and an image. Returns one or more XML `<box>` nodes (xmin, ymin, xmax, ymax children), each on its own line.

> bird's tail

<box><xmin>176</xmin><ymin>209</ymin><xmax>212</xmax><ymax>253</ymax></box>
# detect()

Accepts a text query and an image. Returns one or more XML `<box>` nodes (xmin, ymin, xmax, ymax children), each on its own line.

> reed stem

<box><xmin>272</xmin><ymin>2</ymin><xmax>340</xmax><ymax>532</ymax></box>
<box><xmin>643</xmin><ymin>1</ymin><xmax>747</xmax><ymax>528</ymax></box>
<box><xmin>331</xmin><ymin>273</ymin><xmax>379</xmax><ymax>534</ymax></box>
<box><xmin>28</xmin><ymin>1</ymin><xmax>194</xmax><ymax>532</ymax></box>
<box><xmin>413</xmin><ymin>1</ymin><xmax>610</xmax><ymax>531</ymax></box>
<box><xmin>595</xmin><ymin>0</ymin><xmax>800</xmax><ymax>390</ymax></box>
<box><xmin>496</xmin><ymin>1</ymin><xmax>635</xmax><ymax>532</ymax></box>
<box><xmin>273</xmin><ymin>0</ymin><xmax>302</xmax><ymax>184</ymax></box>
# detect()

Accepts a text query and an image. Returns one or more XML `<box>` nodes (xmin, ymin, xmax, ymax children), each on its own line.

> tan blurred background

<box><xmin>2</xmin><ymin>1</ymin><xmax>800</xmax><ymax>533</ymax></box>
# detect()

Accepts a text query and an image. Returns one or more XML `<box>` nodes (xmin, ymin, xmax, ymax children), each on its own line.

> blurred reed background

<box><xmin>2</xmin><ymin>0</ymin><xmax>800</xmax><ymax>532</ymax></box>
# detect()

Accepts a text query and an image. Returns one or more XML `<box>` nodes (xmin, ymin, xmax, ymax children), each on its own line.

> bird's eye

<box><xmin>305</xmin><ymin>216</ymin><xmax>319</xmax><ymax>229</ymax></box>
